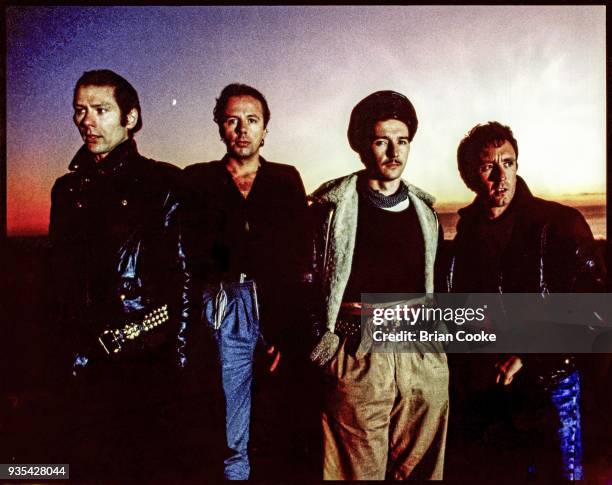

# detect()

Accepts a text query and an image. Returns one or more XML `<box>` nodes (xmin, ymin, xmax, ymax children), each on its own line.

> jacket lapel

<box><xmin>323</xmin><ymin>174</ymin><xmax>359</xmax><ymax>331</ymax></box>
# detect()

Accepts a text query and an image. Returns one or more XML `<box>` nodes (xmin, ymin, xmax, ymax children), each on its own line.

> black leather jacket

<box><xmin>447</xmin><ymin>176</ymin><xmax>606</xmax><ymax>383</ymax></box>
<box><xmin>49</xmin><ymin>139</ymin><xmax>184</xmax><ymax>371</ymax></box>
<box><xmin>448</xmin><ymin>176</ymin><xmax>606</xmax><ymax>294</ymax></box>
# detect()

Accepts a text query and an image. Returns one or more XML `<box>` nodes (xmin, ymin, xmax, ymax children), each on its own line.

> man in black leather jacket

<box><xmin>447</xmin><ymin>121</ymin><xmax>606</xmax><ymax>481</ymax></box>
<box><xmin>49</xmin><ymin>69</ymin><xmax>183</xmax><ymax>480</ymax></box>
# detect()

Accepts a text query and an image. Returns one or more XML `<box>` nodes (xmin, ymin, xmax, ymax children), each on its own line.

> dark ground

<box><xmin>1</xmin><ymin>237</ymin><xmax>611</xmax><ymax>483</ymax></box>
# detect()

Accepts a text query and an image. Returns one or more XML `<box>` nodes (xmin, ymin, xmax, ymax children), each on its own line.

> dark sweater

<box><xmin>342</xmin><ymin>194</ymin><xmax>425</xmax><ymax>302</ymax></box>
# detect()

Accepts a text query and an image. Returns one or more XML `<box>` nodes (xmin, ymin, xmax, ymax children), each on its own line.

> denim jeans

<box><xmin>550</xmin><ymin>370</ymin><xmax>583</xmax><ymax>480</ymax></box>
<box><xmin>202</xmin><ymin>280</ymin><xmax>260</xmax><ymax>480</ymax></box>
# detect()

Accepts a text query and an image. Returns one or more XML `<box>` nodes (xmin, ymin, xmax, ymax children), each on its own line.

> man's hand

<box><xmin>495</xmin><ymin>355</ymin><xmax>523</xmax><ymax>385</ymax></box>
<box><xmin>267</xmin><ymin>345</ymin><xmax>281</xmax><ymax>373</ymax></box>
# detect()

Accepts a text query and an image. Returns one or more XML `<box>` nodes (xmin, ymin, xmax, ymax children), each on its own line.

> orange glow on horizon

<box><xmin>7</xmin><ymin>172</ymin><xmax>51</xmax><ymax>237</ymax></box>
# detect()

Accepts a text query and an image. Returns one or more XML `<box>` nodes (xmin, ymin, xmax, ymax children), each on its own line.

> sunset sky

<box><xmin>6</xmin><ymin>6</ymin><xmax>606</xmax><ymax>235</ymax></box>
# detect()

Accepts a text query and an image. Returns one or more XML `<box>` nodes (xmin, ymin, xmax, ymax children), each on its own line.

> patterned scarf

<box><xmin>359</xmin><ymin>177</ymin><xmax>410</xmax><ymax>208</ymax></box>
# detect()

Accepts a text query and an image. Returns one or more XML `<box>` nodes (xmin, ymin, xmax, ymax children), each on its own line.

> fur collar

<box><xmin>311</xmin><ymin>170</ymin><xmax>439</xmax><ymax>334</ymax></box>
<box><xmin>312</xmin><ymin>170</ymin><xmax>436</xmax><ymax>207</ymax></box>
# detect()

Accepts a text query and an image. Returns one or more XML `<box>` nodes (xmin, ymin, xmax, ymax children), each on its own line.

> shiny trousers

<box><xmin>202</xmin><ymin>281</ymin><xmax>260</xmax><ymax>480</ymax></box>
<box><xmin>321</xmin><ymin>339</ymin><xmax>449</xmax><ymax>480</ymax></box>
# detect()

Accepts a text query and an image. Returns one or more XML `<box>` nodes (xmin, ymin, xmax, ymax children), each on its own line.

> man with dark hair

<box><xmin>212</xmin><ymin>83</ymin><xmax>271</xmax><ymax>134</ymax></box>
<box><xmin>456</xmin><ymin>121</ymin><xmax>518</xmax><ymax>196</ymax></box>
<box><xmin>448</xmin><ymin>121</ymin><xmax>606</xmax><ymax>480</ymax></box>
<box><xmin>179</xmin><ymin>83</ymin><xmax>308</xmax><ymax>480</ymax></box>
<box><xmin>49</xmin><ymin>69</ymin><xmax>183</xmax><ymax>480</ymax></box>
<box><xmin>308</xmin><ymin>90</ymin><xmax>448</xmax><ymax>480</ymax></box>
<box><xmin>73</xmin><ymin>69</ymin><xmax>144</xmax><ymax>136</ymax></box>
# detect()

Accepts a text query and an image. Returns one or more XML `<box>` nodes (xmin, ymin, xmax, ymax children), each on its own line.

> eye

<box><xmin>398</xmin><ymin>139</ymin><xmax>409</xmax><ymax>145</ymax></box>
<box><xmin>479</xmin><ymin>163</ymin><xmax>493</xmax><ymax>173</ymax></box>
<box><xmin>74</xmin><ymin>108</ymin><xmax>85</xmax><ymax>116</ymax></box>
<box><xmin>373</xmin><ymin>139</ymin><xmax>387</xmax><ymax>147</ymax></box>
<box><xmin>97</xmin><ymin>108</ymin><xmax>107</xmax><ymax>114</ymax></box>
<box><xmin>503</xmin><ymin>160</ymin><xmax>514</xmax><ymax>168</ymax></box>
<box><xmin>248</xmin><ymin>117</ymin><xmax>258</xmax><ymax>124</ymax></box>
<box><xmin>225</xmin><ymin>118</ymin><xmax>238</xmax><ymax>126</ymax></box>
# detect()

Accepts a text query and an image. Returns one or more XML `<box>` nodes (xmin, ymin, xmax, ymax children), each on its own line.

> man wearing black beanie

<box><xmin>308</xmin><ymin>91</ymin><xmax>448</xmax><ymax>480</ymax></box>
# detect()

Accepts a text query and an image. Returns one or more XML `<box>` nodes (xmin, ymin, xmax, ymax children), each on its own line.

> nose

<box><xmin>490</xmin><ymin>163</ymin><xmax>506</xmax><ymax>182</ymax></box>
<box><xmin>80</xmin><ymin>110</ymin><xmax>95</xmax><ymax>128</ymax></box>
<box><xmin>387</xmin><ymin>141</ymin><xmax>399</xmax><ymax>159</ymax></box>
<box><xmin>234</xmin><ymin>120</ymin><xmax>246</xmax><ymax>134</ymax></box>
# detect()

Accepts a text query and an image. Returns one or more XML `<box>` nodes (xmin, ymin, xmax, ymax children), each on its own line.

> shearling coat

<box><xmin>308</xmin><ymin>171</ymin><xmax>441</xmax><ymax>366</ymax></box>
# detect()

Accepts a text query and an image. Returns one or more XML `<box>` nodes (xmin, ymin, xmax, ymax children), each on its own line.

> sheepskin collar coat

<box><xmin>308</xmin><ymin>171</ymin><xmax>440</xmax><ymax>366</ymax></box>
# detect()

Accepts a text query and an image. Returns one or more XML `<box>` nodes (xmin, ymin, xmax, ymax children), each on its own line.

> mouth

<box><xmin>236</xmin><ymin>139</ymin><xmax>251</xmax><ymax>147</ymax></box>
<box><xmin>84</xmin><ymin>134</ymin><xmax>101</xmax><ymax>143</ymax></box>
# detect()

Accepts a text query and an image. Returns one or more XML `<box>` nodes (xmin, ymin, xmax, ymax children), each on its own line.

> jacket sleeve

<box><xmin>549</xmin><ymin>207</ymin><xmax>606</xmax><ymax>292</ymax></box>
<box><xmin>305</xmin><ymin>201</ymin><xmax>340</xmax><ymax>367</ymax></box>
<box><xmin>567</xmin><ymin>210</ymin><xmax>606</xmax><ymax>292</ymax></box>
<box><xmin>522</xmin><ymin>207</ymin><xmax>607</xmax><ymax>379</ymax></box>
<box><xmin>286</xmin><ymin>167</ymin><xmax>310</xmax><ymax>281</ymax></box>
<box><xmin>258</xmin><ymin>167</ymin><xmax>311</xmax><ymax>351</ymax></box>
<box><xmin>159</xmin><ymin>183</ymin><xmax>190</xmax><ymax>368</ymax></box>
<box><xmin>176</xmin><ymin>229</ymin><xmax>190</xmax><ymax>368</ymax></box>
<box><xmin>433</xmin><ymin>217</ymin><xmax>448</xmax><ymax>293</ymax></box>
<box><xmin>175</xmin><ymin>168</ymin><xmax>203</xmax><ymax>368</ymax></box>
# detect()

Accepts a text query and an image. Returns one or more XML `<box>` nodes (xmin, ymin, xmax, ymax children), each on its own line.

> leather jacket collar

<box><xmin>68</xmin><ymin>138</ymin><xmax>140</xmax><ymax>175</ymax></box>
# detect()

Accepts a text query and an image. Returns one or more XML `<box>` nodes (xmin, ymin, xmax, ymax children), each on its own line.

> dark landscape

<box><xmin>437</xmin><ymin>202</ymin><xmax>606</xmax><ymax>240</ymax></box>
<box><xmin>1</xmin><ymin>234</ymin><xmax>611</xmax><ymax>482</ymax></box>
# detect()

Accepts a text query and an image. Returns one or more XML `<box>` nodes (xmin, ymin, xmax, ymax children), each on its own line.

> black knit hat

<box><xmin>347</xmin><ymin>90</ymin><xmax>418</xmax><ymax>155</ymax></box>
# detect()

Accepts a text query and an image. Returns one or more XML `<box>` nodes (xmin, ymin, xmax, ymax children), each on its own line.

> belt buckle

<box><xmin>99</xmin><ymin>329</ymin><xmax>122</xmax><ymax>355</ymax></box>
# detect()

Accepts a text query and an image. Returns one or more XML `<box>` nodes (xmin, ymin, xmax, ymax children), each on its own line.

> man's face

<box><xmin>476</xmin><ymin>140</ymin><xmax>518</xmax><ymax>209</ymax></box>
<box><xmin>73</xmin><ymin>85</ymin><xmax>137</xmax><ymax>161</ymax></box>
<box><xmin>367</xmin><ymin>118</ymin><xmax>411</xmax><ymax>181</ymax></box>
<box><xmin>221</xmin><ymin>95</ymin><xmax>267</xmax><ymax>160</ymax></box>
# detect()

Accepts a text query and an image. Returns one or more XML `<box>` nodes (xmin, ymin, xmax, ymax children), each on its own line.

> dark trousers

<box><xmin>49</xmin><ymin>357</ymin><xmax>182</xmax><ymax>482</ymax></box>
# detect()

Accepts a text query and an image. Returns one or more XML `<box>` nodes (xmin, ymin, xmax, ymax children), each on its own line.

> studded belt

<box><xmin>98</xmin><ymin>304</ymin><xmax>170</xmax><ymax>355</ymax></box>
<box><xmin>334</xmin><ymin>318</ymin><xmax>361</xmax><ymax>339</ymax></box>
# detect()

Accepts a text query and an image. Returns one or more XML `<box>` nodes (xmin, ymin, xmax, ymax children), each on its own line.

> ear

<box><xmin>126</xmin><ymin>108</ymin><xmax>138</xmax><ymax>130</ymax></box>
